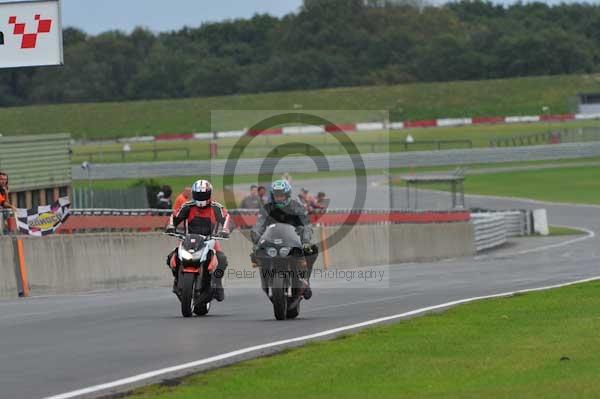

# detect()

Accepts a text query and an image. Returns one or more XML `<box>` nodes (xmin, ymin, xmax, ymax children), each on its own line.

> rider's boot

<box><xmin>213</xmin><ymin>252</ymin><xmax>228</xmax><ymax>302</ymax></box>
<box><xmin>303</xmin><ymin>284</ymin><xmax>312</xmax><ymax>300</ymax></box>
<box><xmin>302</xmin><ymin>272</ymin><xmax>312</xmax><ymax>300</ymax></box>
<box><xmin>297</xmin><ymin>260</ymin><xmax>312</xmax><ymax>300</ymax></box>
<box><xmin>167</xmin><ymin>250</ymin><xmax>179</xmax><ymax>295</ymax></box>
<box><xmin>303</xmin><ymin>249</ymin><xmax>317</xmax><ymax>300</ymax></box>
<box><xmin>212</xmin><ymin>274</ymin><xmax>225</xmax><ymax>302</ymax></box>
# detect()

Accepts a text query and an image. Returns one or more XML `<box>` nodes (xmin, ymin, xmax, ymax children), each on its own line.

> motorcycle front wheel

<box><xmin>180</xmin><ymin>272</ymin><xmax>196</xmax><ymax>318</ymax></box>
<box><xmin>194</xmin><ymin>301</ymin><xmax>211</xmax><ymax>316</ymax></box>
<box><xmin>272</xmin><ymin>273</ymin><xmax>288</xmax><ymax>321</ymax></box>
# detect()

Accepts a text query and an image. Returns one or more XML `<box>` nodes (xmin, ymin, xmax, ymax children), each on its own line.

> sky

<box><xmin>1</xmin><ymin>0</ymin><xmax>597</xmax><ymax>35</ymax></box>
<box><xmin>65</xmin><ymin>0</ymin><xmax>304</xmax><ymax>34</ymax></box>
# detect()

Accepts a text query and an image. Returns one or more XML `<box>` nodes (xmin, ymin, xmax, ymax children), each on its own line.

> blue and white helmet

<box><xmin>191</xmin><ymin>179</ymin><xmax>213</xmax><ymax>207</ymax></box>
<box><xmin>270</xmin><ymin>179</ymin><xmax>292</xmax><ymax>208</ymax></box>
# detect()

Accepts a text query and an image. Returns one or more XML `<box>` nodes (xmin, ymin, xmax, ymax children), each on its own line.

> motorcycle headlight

<box><xmin>279</xmin><ymin>247</ymin><xmax>291</xmax><ymax>256</ymax></box>
<box><xmin>179</xmin><ymin>248</ymin><xmax>194</xmax><ymax>261</ymax></box>
<box><xmin>266</xmin><ymin>247</ymin><xmax>278</xmax><ymax>257</ymax></box>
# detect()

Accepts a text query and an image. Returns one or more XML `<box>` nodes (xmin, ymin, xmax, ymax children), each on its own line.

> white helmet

<box><xmin>191</xmin><ymin>180</ymin><xmax>213</xmax><ymax>207</ymax></box>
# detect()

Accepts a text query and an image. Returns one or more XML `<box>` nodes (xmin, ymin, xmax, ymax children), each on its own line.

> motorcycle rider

<box><xmin>165</xmin><ymin>179</ymin><xmax>231</xmax><ymax>302</ymax></box>
<box><xmin>251</xmin><ymin>179</ymin><xmax>318</xmax><ymax>300</ymax></box>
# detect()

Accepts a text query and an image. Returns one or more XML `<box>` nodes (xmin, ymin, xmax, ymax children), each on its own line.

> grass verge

<box><xmin>548</xmin><ymin>226</ymin><xmax>587</xmax><ymax>236</ymax></box>
<box><xmin>450</xmin><ymin>166</ymin><xmax>600</xmax><ymax>205</ymax></box>
<box><xmin>124</xmin><ymin>280</ymin><xmax>600</xmax><ymax>399</ymax></box>
<box><xmin>394</xmin><ymin>164</ymin><xmax>600</xmax><ymax>205</ymax></box>
<box><xmin>3</xmin><ymin>74</ymin><xmax>600</xmax><ymax>140</ymax></box>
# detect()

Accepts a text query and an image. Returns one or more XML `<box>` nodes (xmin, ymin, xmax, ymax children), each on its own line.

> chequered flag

<box><xmin>16</xmin><ymin>197</ymin><xmax>70</xmax><ymax>237</ymax></box>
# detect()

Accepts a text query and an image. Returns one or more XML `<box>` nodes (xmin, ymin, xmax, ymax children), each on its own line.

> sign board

<box><xmin>0</xmin><ymin>0</ymin><xmax>63</xmax><ymax>68</ymax></box>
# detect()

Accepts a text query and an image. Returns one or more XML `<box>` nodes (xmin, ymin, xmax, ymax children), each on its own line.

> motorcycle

<box><xmin>254</xmin><ymin>223</ymin><xmax>312</xmax><ymax>320</ymax></box>
<box><xmin>165</xmin><ymin>231</ymin><xmax>228</xmax><ymax>318</ymax></box>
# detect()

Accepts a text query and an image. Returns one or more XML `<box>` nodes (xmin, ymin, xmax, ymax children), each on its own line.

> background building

<box><xmin>0</xmin><ymin>134</ymin><xmax>71</xmax><ymax>209</ymax></box>
<box><xmin>577</xmin><ymin>93</ymin><xmax>600</xmax><ymax>115</ymax></box>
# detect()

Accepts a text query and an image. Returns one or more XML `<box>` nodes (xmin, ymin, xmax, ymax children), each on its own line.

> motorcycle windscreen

<box><xmin>182</xmin><ymin>234</ymin><xmax>207</xmax><ymax>252</ymax></box>
<box><xmin>259</xmin><ymin>223</ymin><xmax>302</xmax><ymax>248</ymax></box>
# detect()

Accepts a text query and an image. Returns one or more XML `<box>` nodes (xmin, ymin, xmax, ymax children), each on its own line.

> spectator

<box><xmin>0</xmin><ymin>171</ymin><xmax>14</xmax><ymax>234</ymax></box>
<box><xmin>156</xmin><ymin>185</ymin><xmax>173</xmax><ymax>209</ymax></box>
<box><xmin>173</xmin><ymin>186</ymin><xmax>192</xmax><ymax>212</ymax></box>
<box><xmin>257</xmin><ymin>186</ymin><xmax>269</xmax><ymax>206</ymax></box>
<box><xmin>314</xmin><ymin>192</ymin><xmax>330</xmax><ymax>210</ymax></box>
<box><xmin>240</xmin><ymin>185</ymin><xmax>261</xmax><ymax>209</ymax></box>
<box><xmin>298</xmin><ymin>188</ymin><xmax>318</xmax><ymax>212</ymax></box>
<box><xmin>0</xmin><ymin>171</ymin><xmax>9</xmax><ymax>209</ymax></box>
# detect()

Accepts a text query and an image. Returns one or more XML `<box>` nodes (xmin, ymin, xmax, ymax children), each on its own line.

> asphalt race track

<box><xmin>1</xmin><ymin>177</ymin><xmax>599</xmax><ymax>399</ymax></box>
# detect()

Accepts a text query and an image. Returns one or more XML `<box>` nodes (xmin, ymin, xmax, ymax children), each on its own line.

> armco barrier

<box><xmin>471</xmin><ymin>214</ymin><xmax>507</xmax><ymax>252</ymax></box>
<box><xmin>471</xmin><ymin>210</ymin><xmax>532</xmax><ymax>237</ymax></box>
<box><xmin>2</xmin><ymin>221</ymin><xmax>474</xmax><ymax>297</ymax></box>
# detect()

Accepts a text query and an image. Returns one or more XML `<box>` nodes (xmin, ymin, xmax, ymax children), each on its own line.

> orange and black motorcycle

<box><xmin>165</xmin><ymin>232</ymin><xmax>228</xmax><ymax>317</ymax></box>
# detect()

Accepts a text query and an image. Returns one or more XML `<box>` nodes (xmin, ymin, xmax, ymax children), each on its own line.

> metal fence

<box><xmin>72</xmin><ymin>142</ymin><xmax>600</xmax><ymax>180</ymax></box>
<box><xmin>0</xmin><ymin>209</ymin><xmax>11</xmax><ymax>235</ymax></box>
<box><xmin>73</xmin><ymin>147</ymin><xmax>192</xmax><ymax>163</ymax></box>
<box><xmin>71</xmin><ymin>139</ymin><xmax>474</xmax><ymax>165</ymax></box>
<box><xmin>491</xmin><ymin>126</ymin><xmax>600</xmax><ymax>147</ymax></box>
<box><xmin>71</xmin><ymin>186</ymin><xmax>149</xmax><ymax>209</ymax></box>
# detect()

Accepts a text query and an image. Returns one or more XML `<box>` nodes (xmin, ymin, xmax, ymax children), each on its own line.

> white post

<box><xmin>533</xmin><ymin>209</ymin><xmax>550</xmax><ymax>236</ymax></box>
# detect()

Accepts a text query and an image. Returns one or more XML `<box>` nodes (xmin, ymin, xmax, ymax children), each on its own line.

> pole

<box><xmin>8</xmin><ymin>207</ymin><xmax>29</xmax><ymax>297</ymax></box>
<box><xmin>87</xmin><ymin>167</ymin><xmax>94</xmax><ymax>208</ymax></box>
<box><xmin>388</xmin><ymin>173</ymin><xmax>394</xmax><ymax>210</ymax></box>
<box><xmin>320</xmin><ymin>226</ymin><xmax>330</xmax><ymax>271</ymax></box>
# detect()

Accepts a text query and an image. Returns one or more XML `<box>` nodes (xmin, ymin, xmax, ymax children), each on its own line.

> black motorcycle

<box><xmin>254</xmin><ymin>223</ymin><xmax>312</xmax><ymax>320</ymax></box>
<box><xmin>165</xmin><ymin>232</ymin><xmax>228</xmax><ymax>318</ymax></box>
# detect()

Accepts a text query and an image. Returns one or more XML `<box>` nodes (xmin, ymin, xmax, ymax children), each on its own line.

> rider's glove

<box><xmin>303</xmin><ymin>243</ymin><xmax>314</xmax><ymax>255</ymax></box>
<box><xmin>165</xmin><ymin>224</ymin><xmax>176</xmax><ymax>234</ymax></box>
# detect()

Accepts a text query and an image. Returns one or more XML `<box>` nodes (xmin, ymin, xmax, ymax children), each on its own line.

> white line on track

<box><xmin>45</xmin><ymin>275</ymin><xmax>600</xmax><ymax>399</ymax></box>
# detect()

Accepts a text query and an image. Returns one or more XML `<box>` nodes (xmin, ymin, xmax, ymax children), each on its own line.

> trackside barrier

<box><xmin>471</xmin><ymin>210</ymin><xmax>533</xmax><ymax>237</ymax></box>
<box><xmin>0</xmin><ymin>210</ymin><xmax>30</xmax><ymax>297</ymax></box>
<box><xmin>0</xmin><ymin>221</ymin><xmax>475</xmax><ymax>297</ymax></box>
<box><xmin>471</xmin><ymin>214</ymin><xmax>508</xmax><ymax>252</ymax></box>
<box><xmin>73</xmin><ymin>112</ymin><xmax>600</xmax><ymax>146</ymax></box>
<box><xmin>0</xmin><ymin>236</ymin><xmax>18</xmax><ymax>298</ymax></box>
<box><xmin>58</xmin><ymin>209</ymin><xmax>472</xmax><ymax>233</ymax></box>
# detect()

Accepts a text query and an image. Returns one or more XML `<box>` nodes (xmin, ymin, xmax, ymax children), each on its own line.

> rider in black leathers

<box><xmin>251</xmin><ymin>180</ymin><xmax>318</xmax><ymax>299</ymax></box>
